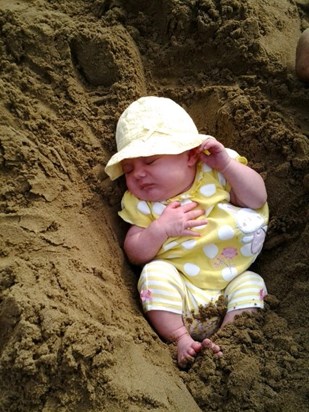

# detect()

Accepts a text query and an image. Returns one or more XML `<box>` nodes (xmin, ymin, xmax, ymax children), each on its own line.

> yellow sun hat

<box><xmin>104</xmin><ymin>96</ymin><xmax>213</xmax><ymax>180</ymax></box>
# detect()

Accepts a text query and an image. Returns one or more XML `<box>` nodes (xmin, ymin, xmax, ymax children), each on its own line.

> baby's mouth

<box><xmin>140</xmin><ymin>183</ymin><xmax>154</xmax><ymax>190</ymax></box>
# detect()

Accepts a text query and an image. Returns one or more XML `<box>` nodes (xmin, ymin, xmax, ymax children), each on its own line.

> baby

<box><xmin>105</xmin><ymin>96</ymin><xmax>269</xmax><ymax>368</ymax></box>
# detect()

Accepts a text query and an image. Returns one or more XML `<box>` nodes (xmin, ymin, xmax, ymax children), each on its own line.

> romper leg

<box><xmin>221</xmin><ymin>270</ymin><xmax>267</xmax><ymax>327</ymax></box>
<box><xmin>224</xmin><ymin>270</ymin><xmax>267</xmax><ymax>312</ymax></box>
<box><xmin>137</xmin><ymin>260</ymin><xmax>223</xmax><ymax>368</ymax></box>
<box><xmin>137</xmin><ymin>260</ymin><xmax>185</xmax><ymax>314</ymax></box>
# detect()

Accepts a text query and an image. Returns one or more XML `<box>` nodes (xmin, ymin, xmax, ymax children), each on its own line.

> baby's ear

<box><xmin>187</xmin><ymin>148</ymin><xmax>200</xmax><ymax>166</ymax></box>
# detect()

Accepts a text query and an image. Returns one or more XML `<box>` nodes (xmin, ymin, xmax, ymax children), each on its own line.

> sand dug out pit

<box><xmin>0</xmin><ymin>0</ymin><xmax>308</xmax><ymax>411</ymax></box>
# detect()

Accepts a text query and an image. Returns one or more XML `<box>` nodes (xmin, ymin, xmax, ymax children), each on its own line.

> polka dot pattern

<box><xmin>218</xmin><ymin>172</ymin><xmax>226</xmax><ymax>187</ymax></box>
<box><xmin>218</xmin><ymin>225</ymin><xmax>235</xmax><ymax>240</ymax></box>
<box><xmin>137</xmin><ymin>201</ymin><xmax>151</xmax><ymax>215</ymax></box>
<box><xmin>202</xmin><ymin>163</ymin><xmax>212</xmax><ymax>173</ymax></box>
<box><xmin>153</xmin><ymin>202</ymin><xmax>165</xmax><ymax>215</ymax></box>
<box><xmin>184</xmin><ymin>263</ymin><xmax>200</xmax><ymax>277</ymax></box>
<box><xmin>163</xmin><ymin>241</ymin><xmax>178</xmax><ymax>251</ymax></box>
<box><xmin>203</xmin><ymin>244</ymin><xmax>219</xmax><ymax>259</ymax></box>
<box><xmin>200</xmin><ymin>184</ymin><xmax>216</xmax><ymax>197</ymax></box>
<box><xmin>182</xmin><ymin>239</ymin><xmax>197</xmax><ymax>249</ymax></box>
<box><xmin>221</xmin><ymin>266</ymin><xmax>238</xmax><ymax>281</ymax></box>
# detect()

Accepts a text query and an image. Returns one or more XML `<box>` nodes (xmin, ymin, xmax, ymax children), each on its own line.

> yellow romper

<box><xmin>119</xmin><ymin>150</ymin><xmax>269</xmax><ymax>316</ymax></box>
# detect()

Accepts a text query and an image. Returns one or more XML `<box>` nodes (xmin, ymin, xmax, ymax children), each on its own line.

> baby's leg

<box><xmin>221</xmin><ymin>308</ymin><xmax>257</xmax><ymax>328</ymax></box>
<box><xmin>138</xmin><ymin>260</ymin><xmax>222</xmax><ymax>368</ymax></box>
<box><xmin>147</xmin><ymin>310</ymin><xmax>222</xmax><ymax>369</ymax></box>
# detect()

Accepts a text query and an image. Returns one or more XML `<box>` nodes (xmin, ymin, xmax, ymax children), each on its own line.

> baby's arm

<box><xmin>199</xmin><ymin>139</ymin><xmax>267</xmax><ymax>209</ymax></box>
<box><xmin>124</xmin><ymin>201</ymin><xmax>207</xmax><ymax>265</ymax></box>
<box><xmin>124</xmin><ymin>221</ymin><xmax>168</xmax><ymax>265</ymax></box>
<box><xmin>221</xmin><ymin>159</ymin><xmax>267</xmax><ymax>208</ymax></box>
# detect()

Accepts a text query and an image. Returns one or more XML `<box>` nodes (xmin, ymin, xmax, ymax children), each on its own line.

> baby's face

<box><xmin>121</xmin><ymin>152</ymin><xmax>197</xmax><ymax>201</ymax></box>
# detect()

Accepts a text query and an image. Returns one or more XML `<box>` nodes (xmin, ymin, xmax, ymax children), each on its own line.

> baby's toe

<box><xmin>202</xmin><ymin>338</ymin><xmax>223</xmax><ymax>356</ymax></box>
<box><xmin>178</xmin><ymin>354</ymin><xmax>195</xmax><ymax>369</ymax></box>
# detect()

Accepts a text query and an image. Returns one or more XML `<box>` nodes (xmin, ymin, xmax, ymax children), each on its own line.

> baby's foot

<box><xmin>176</xmin><ymin>333</ymin><xmax>202</xmax><ymax>369</ymax></box>
<box><xmin>202</xmin><ymin>338</ymin><xmax>223</xmax><ymax>358</ymax></box>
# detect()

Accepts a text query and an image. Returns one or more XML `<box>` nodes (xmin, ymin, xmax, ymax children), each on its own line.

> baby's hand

<box><xmin>158</xmin><ymin>201</ymin><xmax>207</xmax><ymax>238</ymax></box>
<box><xmin>199</xmin><ymin>138</ymin><xmax>231</xmax><ymax>172</ymax></box>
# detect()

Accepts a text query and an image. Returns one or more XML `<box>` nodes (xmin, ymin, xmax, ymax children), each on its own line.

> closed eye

<box><xmin>145</xmin><ymin>156</ymin><xmax>159</xmax><ymax>165</ymax></box>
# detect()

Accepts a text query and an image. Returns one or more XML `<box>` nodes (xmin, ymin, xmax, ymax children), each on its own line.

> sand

<box><xmin>0</xmin><ymin>0</ymin><xmax>308</xmax><ymax>411</ymax></box>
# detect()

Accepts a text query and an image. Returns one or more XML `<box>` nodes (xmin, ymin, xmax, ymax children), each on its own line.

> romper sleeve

<box><xmin>225</xmin><ymin>148</ymin><xmax>248</xmax><ymax>166</ymax></box>
<box><xmin>118</xmin><ymin>191</ymin><xmax>153</xmax><ymax>228</ymax></box>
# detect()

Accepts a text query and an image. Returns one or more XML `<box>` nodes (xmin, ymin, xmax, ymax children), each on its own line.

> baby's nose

<box><xmin>133</xmin><ymin>165</ymin><xmax>146</xmax><ymax>178</ymax></box>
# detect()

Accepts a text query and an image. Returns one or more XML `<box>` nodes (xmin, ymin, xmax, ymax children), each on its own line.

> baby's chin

<box><xmin>136</xmin><ymin>193</ymin><xmax>166</xmax><ymax>202</ymax></box>
<box><xmin>143</xmin><ymin>190</ymin><xmax>189</xmax><ymax>203</ymax></box>
<box><xmin>131</xmin><ymin>185</ymin><xmax>183</xmax><ymax>202</ymax></box>
<box><xmin>131</xmin><ymin>187</ymin><xmax>165</xmax><ymax>202</ymax></box>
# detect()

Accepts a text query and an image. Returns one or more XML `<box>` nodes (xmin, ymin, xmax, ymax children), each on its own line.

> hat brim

<box><xmin>105</xmin><ymin>132</ymin><xmax>213</xmax><ymax>180</ymax></box>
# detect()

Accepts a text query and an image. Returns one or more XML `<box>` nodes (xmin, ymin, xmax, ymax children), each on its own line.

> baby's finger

<box><xmin>189</xmin><ymin>221</ymin><xmax>208</xmax><ymax>232</ymax></box>
<box><xmin>181</xmin><ymin>202</ymin><xmax>199</xmax><ymax>212</ymax></box>
<box><xmin>191</xmin><ymin>219</ymin><xmax>208</xmax><ymax>227</ymax></box>
<box><xmin>202</xmin><ymin>138</ymin><xmax>224</xmax><ymax>153</ymax></box>
<box><xmin>183</xmin><ymin>229</ymin><xmax>202</xmax><ymax>237</ymax></box>
<box><xmin>167</xmin><ymin>201</ymin><xmax>181</xmax><ymax>209</ymax></box>
<box><xmin>187</xmin><ymin>209</ymin><xmax>206</xmax><ymax>220</ymax></box>
<box><xmin>185</xmin><ymin>219</ymin><xmax>208</xmax><ymax>230</ymax></box>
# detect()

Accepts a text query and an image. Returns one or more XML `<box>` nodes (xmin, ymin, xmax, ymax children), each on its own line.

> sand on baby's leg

<box><xmin>146</xmin><ymin>310</ymin><xmax>222</xmax><ymax>369</ymax></box>
<box><xmin>185</xmin><ymin>295</ymin><xmax>227</xmax><ymax>341</ymax></box>
<box><xmin>221</xmin><ymin>307</ymin><xmax>258</xmax><ymax>328</ymax></box>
